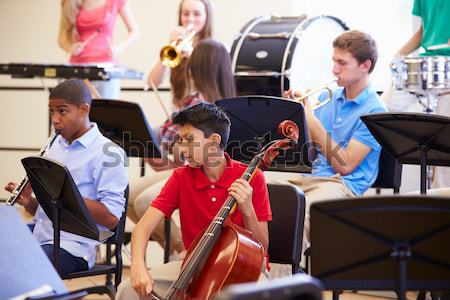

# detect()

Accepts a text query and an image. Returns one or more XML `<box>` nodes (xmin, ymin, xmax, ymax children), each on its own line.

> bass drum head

<box><xmin>231</xmin><ymin>15</ymin><xmax>348</xmax><ymax>96</ymax></box>
<box><xmin>289</xmin><ymin>16</ymin><xmax>348</xmax><ymax>92</ymax></box>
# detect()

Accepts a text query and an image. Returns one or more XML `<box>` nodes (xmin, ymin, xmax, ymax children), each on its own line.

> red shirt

<box><xmin>70</xmin><ymin>0</ymin><xmax>126</xmax><ymax>64</ymax></box>
<box><xmin>151</xmin><ymin>153</ymin><xmax>272</xmax><ymax>250</ymax></box>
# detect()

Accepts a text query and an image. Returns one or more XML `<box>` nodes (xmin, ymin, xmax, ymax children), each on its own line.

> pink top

<box><xmin>69</xmin><ymin>0</ymin><xmax>126</xmax><ymax>64</ymax></box>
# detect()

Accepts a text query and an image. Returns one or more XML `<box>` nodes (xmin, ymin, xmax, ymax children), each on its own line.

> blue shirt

<box><xmin>310</xmin><ymin>85</ymin><xmax>387</xmax><ymax>195</ymax></box>
<box><xmin>32</xmin><ymin>123</ymin><xmax>128</xmax><ymax>268</ymax></box>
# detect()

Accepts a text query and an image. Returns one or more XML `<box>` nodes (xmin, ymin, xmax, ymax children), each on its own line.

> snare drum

<box><xmin>391</xmin><ymin>56</ymin><xmax>450</xmax><ymax>92</ymax></box>
<box><xmin>231</xmin><ymin>15</ymin><xmax>348</xmax><ymax>96</ymax></box>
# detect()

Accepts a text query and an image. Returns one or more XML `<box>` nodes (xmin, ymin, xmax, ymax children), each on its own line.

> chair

<box><xmin>267</xmin><ymin>183</ymin><xmax>306</xmax><ymax>274</ymax></box>
<box><xmin>372</xmin><ymin>148</ymin><xmax>403</xmax><ymax>194</ymax></box>
<box><xmin>61</xmin><ymin>186</ymin><xmax>129</xmax><ymax>299</ymax></box>
<box><xmin>213</xmin><ymin>273</ymin><xmax>323</xmax><ymax>300</ymax></box>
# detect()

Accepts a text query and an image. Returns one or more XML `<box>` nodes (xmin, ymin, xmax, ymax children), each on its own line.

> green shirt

<box><xmin>413</xmin><ymin>0</ymin><xmax>450</xmax><ymax>56</ymax></box>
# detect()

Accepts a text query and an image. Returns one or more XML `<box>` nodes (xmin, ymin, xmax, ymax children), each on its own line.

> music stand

<box><xmin>0</xmin><ymin>205</ymin><xmax>86</xmax><ymax>299</ymax></box>
<box><xmin>361</xmin><ymin>112</ymin><xmax>450</xmax><ymax>194</ymax></box>
<box><xmin>310</xmin><ymin>196</ymin><xmax>450</xmax><ymax>300</ymax></box>
<box><xmin>213</xmin><ymin>273</ymin><xmax>323</xmax><ymax>300</ymax></box>
<box><xmin>216</xmin><ymin>96</ymin><xmax>312</xmax><ymax>172</ymax></box>
<box><xmin>90</xmin><ymin>99</ymin><xmax>162</xmax><ymax>159</ymax></box>
<box><xmin>21</xmin><ymin>156</ymin><xmax>113</xmax><ymax>273</ymax></box>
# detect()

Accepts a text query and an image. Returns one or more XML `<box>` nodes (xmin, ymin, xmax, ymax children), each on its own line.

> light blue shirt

<box><xmin>310</xmin><ymin>85</ymin><xmax>387</xmax><ymax>195</ymax></box>
<box><xmin>32</xmin><ymin>123</ymin><xmax>128</xmax><ymax>268</ymax></box>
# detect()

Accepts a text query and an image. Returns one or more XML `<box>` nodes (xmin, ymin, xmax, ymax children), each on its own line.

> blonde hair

<box><xmin>58</xmin><ymin>0</ymin><xmax>83</xmax><ymax>52</ymax></box>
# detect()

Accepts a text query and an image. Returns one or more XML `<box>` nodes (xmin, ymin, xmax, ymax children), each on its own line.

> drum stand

<box><xmin>412</xmin><ymin>90</ymin><xmax>450</xmax><ymax>187</ymax></box>
<box><xmin>413</xmin><ymin>91</ymin><xmax>440</xmax><ymax>113</ymax></box>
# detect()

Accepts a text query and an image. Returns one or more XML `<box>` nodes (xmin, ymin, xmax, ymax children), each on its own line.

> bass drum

<box><xmin>231</xmin><ymin>15</ymin><xmax>348</xmax><ymax>96</ymax></box>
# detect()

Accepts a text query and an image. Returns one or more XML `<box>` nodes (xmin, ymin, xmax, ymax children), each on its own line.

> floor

<box><xmin>63</xmin><ymin>265</ymin><xmax>419</xmax><ymax>300</ymax></box>
<box><xmin>16</xmin><ymin>209</ymin><xmax>414</xmax><ymax>300</ymax></box>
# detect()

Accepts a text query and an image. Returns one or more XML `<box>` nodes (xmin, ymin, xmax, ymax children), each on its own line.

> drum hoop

<box><xmin>231</xmin><ymin>15</ymin><xmax>271</xmax><ymax>73</ymax></box>
<box><xmin>281</xmin><ymin>15</ymin><xmax>308</xmax><ymax>94</ymax></box>
<box><xmin>280</xmin><ymin>15</ymin><xmax>348</xmax><ymax>95</ymax></box>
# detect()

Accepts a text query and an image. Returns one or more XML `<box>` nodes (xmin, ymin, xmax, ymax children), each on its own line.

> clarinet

<box><xmin>6</xmin><ymin>131</ymin><xmax>59</xmax><ymax>206</ymax></box>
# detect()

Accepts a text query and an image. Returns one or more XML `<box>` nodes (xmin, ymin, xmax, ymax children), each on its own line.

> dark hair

<box><xmin>173</xmin><ymin>103</ymin><xmax>230</xmax><ymax>149</ymax></box>
<box><xmin>188</xmin><ymin>39</ymin><xmax>236</xmax><ymax>103</ymax></box>
<box><xmin>333</xmin><ymin>30</ymin><xmax>378</xmax><ymax>73</ymax></box>
<box><xmin>49</xmin><ymin>79</ymin><xmax>92</xmax><ymax>106</ymax></box>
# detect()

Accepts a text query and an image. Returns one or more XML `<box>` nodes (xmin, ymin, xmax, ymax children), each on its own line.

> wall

<box><xmin>0</xmin><ymin>0</ymin><xmax>421</xmax><ymax>200</ymax></box>
<box><xmin>0</xmin><ymin>0</ymin><xmax>294</xmax><ymax>199</ymax></box>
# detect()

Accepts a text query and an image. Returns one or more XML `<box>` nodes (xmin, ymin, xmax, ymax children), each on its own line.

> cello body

<box><xmin>182</xmin><ymin>220</ymin><xmax>264</xmax><ymax>300</ymax></box>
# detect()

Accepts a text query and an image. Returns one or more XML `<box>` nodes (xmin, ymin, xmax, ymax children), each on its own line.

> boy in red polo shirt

<box><xmin>117</xmin><ymin>103</ymin><xmax>272</xmax><ymax>299</ymax></box>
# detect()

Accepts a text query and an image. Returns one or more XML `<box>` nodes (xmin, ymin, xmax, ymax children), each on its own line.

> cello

<box><xmin>153</xmin><ymin>120</ymin><xmax>299</xmax><ymax>300</ymax></box>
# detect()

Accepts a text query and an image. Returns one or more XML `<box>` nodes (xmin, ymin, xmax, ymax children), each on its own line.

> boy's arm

<box><xmin>305</xmin><ymin>101</ymin><xmax>371</xmax><ymax>176</ymax></box>
<box><xmin>229</xmin><ymin>178</ymin><xmax>269</xmax><ymax>252</ymax></box>
<box><xmin>131</xmin><ymin>206</ymin><xmax>165</xmax><ymax>296</ymax></box>
<box><xmin>396</xmin><ymin>26</ymin><xmax>423</xmax><ymax>58</ymax></box>
<box><xmin>84</xmin><ymin>198</ymin><xmax>120</xmax><ymax>229</ymax></box>
<box><xmin>89</xmin><ymin>144</ymin><xmax>129</xmax><ymax>229</ymax></box>
<box><xmin>4</xmin><ymin>182</ymin><xmax>38</xmax><ymax>215</ymax></box>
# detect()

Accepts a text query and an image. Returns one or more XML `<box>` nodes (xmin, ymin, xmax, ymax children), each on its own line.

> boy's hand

<box><xmin>228</xmin><ymin>179</ymin><xmax>254</xmax><ymax>217</ymax></box>
<box><xmin>4</xmin><ymin>181</ymin><xmax>32</xmax><ymax>206</ymax></box>
<box><xmin>130</xmin><ymin>263</ymin><xmax>154</xmax><ymax>296</ymax></box>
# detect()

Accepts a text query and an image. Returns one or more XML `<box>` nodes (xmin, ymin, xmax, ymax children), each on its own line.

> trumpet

<box><xmin>6</xmin><ymin>131</ymin><xmax>59</xmax><ymax>206</ymax></box>
<box><xmin>291</xmin><ymin>80</ymin><xmax>336</xmax><ymax>110</ymax></box>
<box><xmin>160</xmin><ymin>26</ymin><xmax>197</xmax><ymax>68</ymax></box>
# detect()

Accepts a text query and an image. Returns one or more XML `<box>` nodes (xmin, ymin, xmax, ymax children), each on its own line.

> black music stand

<box><xmin>361</xmin><ymin>112</ymin><xmax>450</xmax><ymax>194</ymax></box>
<box><xmin>213</xmin><ymin>273</ymin><xmax>323</xmax><ymax>300</ymax></box>
<box><xmin>90</xmin><ymin>99</ymin><xmax>161</xmax><ymax>159</ymax></box>
<box><xmin>0</xmin><ymin>205</ymin><xmax>86</xmax><ymax>299</ymax></box>
<box><xmin>310</xmin><ymin>196</ymin><xmax>450</xmax><ymax>300</ymax></box>
<box><xmin>216</xmin><ymin>96</ymin><xmax>312</xmax><ymax>172</ymax></box>
<box><xmin>21</xmin><ymin>156</ymin><xmax>113</xmax><ymax>273</ymax></box>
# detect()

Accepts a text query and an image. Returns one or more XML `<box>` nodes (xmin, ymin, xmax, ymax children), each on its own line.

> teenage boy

<box><xmin>116</xmin><ymin>103</ymin><xmax>272</xmax><ymax>299</ymax></box>
<box><xmin>5</xmin><ymin>79</ymin><xmax>128</xmax><ymax>275</ymax></box>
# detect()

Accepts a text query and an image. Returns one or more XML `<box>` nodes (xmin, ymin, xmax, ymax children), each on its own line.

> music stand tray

<box><xmin>22</xmin><ymin>156</ymin><xmax>113</xmax><ymax>271</ymax></box>
<box><xmin>310</xmin><ymin>196</ymin><xmax>450</xmax><ymax>300</ymax></box>
<box><xmin>361</xmin><ymin>112</ymin><xmax>450</xmax><ymax>194</ymax></box>
<box><xmin>216</xmin><ymin>96</ymin><xmax>312</xmax><ymax>173</ymax></box>
<box><xmin>90</xmin><ymin>99</ymin><xmax>162</xmax><ymax>158</ymax></box>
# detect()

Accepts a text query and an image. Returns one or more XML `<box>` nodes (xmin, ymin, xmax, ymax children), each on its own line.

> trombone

<box><xmin>291</xmin><ymin>80</ymin><xmax>336</xmax><ymax>110</ymax></box>
<box><xmin>160</xmin><ymin>26</ymin><xmax>197</xmax><ymax>68</ymax></box>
